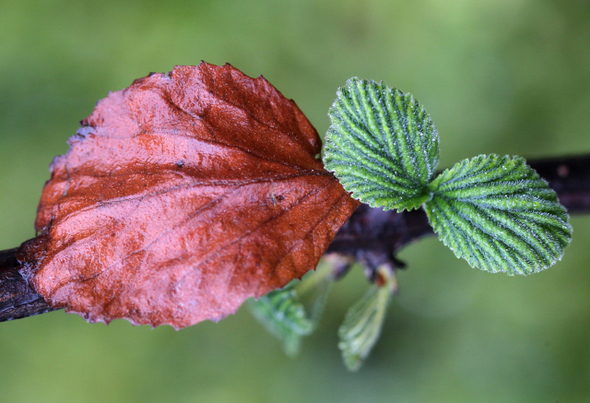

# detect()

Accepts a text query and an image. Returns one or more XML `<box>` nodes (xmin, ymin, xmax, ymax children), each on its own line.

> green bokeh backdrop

<box><xmin>1</xmin><ymin>0</ymin><xmax>589</xmax><ymax>401</ymax></box>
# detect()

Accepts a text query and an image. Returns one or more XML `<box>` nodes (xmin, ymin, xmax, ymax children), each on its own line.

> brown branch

<box><xmin>2</xmin><ymin>154</ymin><xmax>590</xmax><ymax>323</ymax></box>
<box><xmin>0</xmin><ymin>248</ymin><xmax>58</xmax><ymax>321</ymax></box>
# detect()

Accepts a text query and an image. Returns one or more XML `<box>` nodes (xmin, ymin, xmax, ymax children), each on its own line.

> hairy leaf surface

<box><xmin>17</xmin><ymin>63</ymin><xmax>360</xmax><ymax>329</ymax></box>
<box><xmin>425</xmin><ymin>155</ymin><xmax>572</xmax><ymax>275</ymax></box>
<box><xmin>324</xmin><ymin>78</ymin><xmax>439</xmax><ymax>211</ymax></box>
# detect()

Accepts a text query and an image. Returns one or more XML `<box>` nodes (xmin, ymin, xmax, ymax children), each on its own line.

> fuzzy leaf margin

<box><xmin>324</xmin><ymin>78</ymin><xmax>439</xmax><ymax>211</ymax></box>
<box><xmin>425</xmin><ymin>154</ymin><xmax>572</xmax><ymax>275</ymax></box>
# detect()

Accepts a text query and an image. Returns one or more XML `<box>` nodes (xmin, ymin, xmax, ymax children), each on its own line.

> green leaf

<box><xmin>338</xmin><ymin>268</ymin><xmax>395</xmax><ymax>371</ymax></box>
<box><xmin>250</xmin><ymin>262</ymin><xmax>336</xmax><ymax>356</ymax></box>
<box><xmin>324</xmin><ymin>78</ymin><xmax>439</xmax><ymax>211</ymax></box>
<box><xmin>295</xmin><ymin>262</ymin><xmax>334</xmax><ymax>327</ymax></box>
<box><xmin>249</xmin><ymin>284</ymin><xmax>313</xmax><ymax>356</ymax></box>
<box><xmin>425</xmin><ymin>154</ymin><xmax>572</xmax><ymax>275</ymax></box>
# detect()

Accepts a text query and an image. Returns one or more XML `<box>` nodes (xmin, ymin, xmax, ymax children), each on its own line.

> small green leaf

<box><xmin>425</xmin><ymin>154</ymin><xmax>572</xmax><ymax>275</ymax></box>
<box><xmin>250</xmin><ymin>263</ymin><xmax>336</xmax><ymax>356</ymax></box>
<box><xmin>324</xmin><ymin>78</ymin><xmax>439</xmax><ymax>211</ymax></box>
<box><xmin>295</xmin><ymin>262</ymin><xmax>335</xmax><ymax>327</ymax></box>
<box><xmin>338</xmin><ymin>268</ymin><xmax>395</xmax><ymax>371</ymax></box>
<box><xmin>249</xmin><ymin>284</ymin><xmax>313</xmax><ymax>356</ymax></box>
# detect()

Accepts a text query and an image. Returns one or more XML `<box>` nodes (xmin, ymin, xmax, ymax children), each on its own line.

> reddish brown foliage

<box><xmin>17</xmin><ymin>63</ymin><xmax>359</xmax><ymax>329</ymax></box>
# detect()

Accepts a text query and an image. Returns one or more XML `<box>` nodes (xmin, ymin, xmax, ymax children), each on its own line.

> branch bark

<box><xmin>0</xmin><ymin>248</ymin><xmax>58</xmax><ymax>321</ymax></box>
<box><xmin>2</xmin><ymin>154</ymin><xmax>589</xmax><ymax>323</ymax></box>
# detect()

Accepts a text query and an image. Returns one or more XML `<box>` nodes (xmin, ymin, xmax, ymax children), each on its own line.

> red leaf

<box><xmin>17</xmin><ymin>63</ymin><xmax>359</xmax><ymax>329</ymax></box>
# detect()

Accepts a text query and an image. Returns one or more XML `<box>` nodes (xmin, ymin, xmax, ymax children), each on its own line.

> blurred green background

<box><xmin>1</xmin><ymin>0</ymin><xmax>589</xmax><ymax>401</ymax></box>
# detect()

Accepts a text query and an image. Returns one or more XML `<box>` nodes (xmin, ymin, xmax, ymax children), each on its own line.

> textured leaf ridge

<box><xmin>324</xmin><ymin>78</ymin><xmax>439</xmax><ymax>211</ymax></box>
<box><xmin>425</xmin><ymin>154</ymin><xmax>572</xmax><ymax>275</ymax></box>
